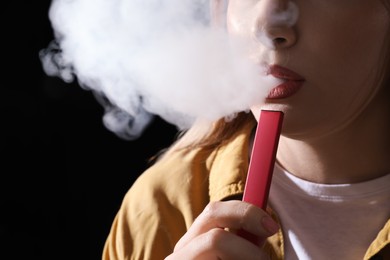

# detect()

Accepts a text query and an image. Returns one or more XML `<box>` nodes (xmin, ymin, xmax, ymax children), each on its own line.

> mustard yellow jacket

<box><xmin>102</xmin><ymin>120</ymin><xmax>390</xmax><ymax>260</ymax></box>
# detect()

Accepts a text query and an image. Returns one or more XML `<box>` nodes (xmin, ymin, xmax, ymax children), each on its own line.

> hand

<box><xmin>165</xmin><ymin>200</ymin><xmax>280</xmax><ymax>259</ymax></box>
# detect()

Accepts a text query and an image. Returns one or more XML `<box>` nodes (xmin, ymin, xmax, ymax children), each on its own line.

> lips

<box><xmin>266</xmin><ymin>65</ymin><xmax>305</xmax><ymax>99</ymax></box>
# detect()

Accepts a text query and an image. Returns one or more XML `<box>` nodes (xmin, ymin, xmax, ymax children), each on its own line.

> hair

<box><xmin>154</xmin><ymin>111</ymin><xmax>255</xmax><ymax>161</ymax></box>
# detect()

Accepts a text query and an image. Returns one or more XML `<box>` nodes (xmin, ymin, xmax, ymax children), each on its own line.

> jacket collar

<box><xmin>365</xmin><ymin>220</ymin><xmax>390</xmax><ymax>259</ymax></box>
<box><xmin>208</xmin><ymin>118</ymin><xmax>256</xmax><ymax>202</ymax></box>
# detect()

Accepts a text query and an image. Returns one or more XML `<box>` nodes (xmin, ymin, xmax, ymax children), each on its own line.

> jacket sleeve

<box><xmin>102</xmin><ymin>147</ymin><xmax>211</xmax><ymax>260</ymax></box>
<box><xmin>102</xmin><ymin>168</ymin><xmax>192</xmax><ymax>260</ymax></box>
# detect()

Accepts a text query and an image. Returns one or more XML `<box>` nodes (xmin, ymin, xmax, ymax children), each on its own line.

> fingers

<box><xmin>174</xmin><ymin>200</ymin><xmax>279</xmax><ymax>252</ymax></box>
<box><xmin>166</xmin><ymin>228</ymin><xmax>271</xmax><ymax>260</ymax></box>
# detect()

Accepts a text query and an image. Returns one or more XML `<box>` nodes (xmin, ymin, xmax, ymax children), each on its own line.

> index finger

<box><xmin>173</xmin><ymin>200</ymin><xmax>278</xmax><ymax>251</ymax></box>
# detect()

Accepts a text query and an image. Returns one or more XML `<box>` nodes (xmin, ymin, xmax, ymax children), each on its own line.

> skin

<box><xmin>166</xmin><ymin>0</ymin><xmax>390</xmax><ymax>258</ymax></box>
<box><xmin>244</xmin><ymin>0</ymin><xmax>390</xmax><ymax>184</ymax></box>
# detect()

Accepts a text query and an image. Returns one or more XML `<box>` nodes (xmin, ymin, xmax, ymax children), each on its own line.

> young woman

<box><xmin>103</xmin><ymin>0</ymin><xmax>390</xmax><ymax>259</ymax></box>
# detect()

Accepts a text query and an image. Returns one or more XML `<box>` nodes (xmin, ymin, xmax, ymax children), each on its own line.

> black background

<box><xmin>1</xmin><ymin>1</ymin><xmax>178</xmax><ymax>259</ymax></box>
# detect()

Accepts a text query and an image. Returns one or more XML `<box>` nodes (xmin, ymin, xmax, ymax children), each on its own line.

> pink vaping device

<box><xmin>243</xmin><ymin>110</ymin><xmax>284</xmax><ymax>209</ymax></box>
<box><xmin>238</xmin><ymin>110</ymin><xmax>283</xmax><ymax>243</ymax></box>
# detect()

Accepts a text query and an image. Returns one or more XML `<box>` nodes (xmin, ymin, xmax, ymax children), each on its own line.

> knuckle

<box><xmin>241</xmin><ymin>203</ymin><xmax>254</xmax><ymax>219</ymax></box>
<box><xmin>240</xmin><ymin>203</ymin><xmax>257</xmax><ymax>228</ymax></box>
<box><xmin>204</xmin><ymin>201</ymin><xmax>221</xmax><ymax>216</ymax></box>
<box><xmin>205</xmin><ymin>228</ymin><xmax>226</xmax><ymax>249</ymax></box>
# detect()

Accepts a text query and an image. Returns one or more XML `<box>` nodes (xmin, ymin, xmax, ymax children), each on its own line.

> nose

<box><xmin>253</xmin><ymin>0</ymin><xmax>298</xmax><ymax>49</ymax></box>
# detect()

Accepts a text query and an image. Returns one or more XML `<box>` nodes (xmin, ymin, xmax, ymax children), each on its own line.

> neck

<box><xmin>276</xmin><ymin>92</ymin><xmax>390</xmax><ymax>184</ymax></box>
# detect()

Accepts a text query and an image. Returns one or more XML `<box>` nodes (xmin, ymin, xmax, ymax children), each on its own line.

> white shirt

<box><xmin>269</xmin><ymin>165</ymin><xmax>390</xmax><ymax>260</ymax></box>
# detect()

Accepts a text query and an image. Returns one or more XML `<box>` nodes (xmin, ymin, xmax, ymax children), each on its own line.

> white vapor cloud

<box><xmin>40</xmin><ymin>0</ymin><xmax>289</xmax><ymax>140</ymax></box>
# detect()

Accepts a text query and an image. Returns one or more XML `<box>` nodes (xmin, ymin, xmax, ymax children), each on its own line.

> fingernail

<box><xmin>261</xmin><ymin>216</ymin><xmax>280</xmax><ymax>235</ymax></box>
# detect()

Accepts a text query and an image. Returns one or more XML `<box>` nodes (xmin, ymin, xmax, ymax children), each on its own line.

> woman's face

<box><xmin>226</xmin><ymin>0</ymin><xmax>390</xmax><ymax>139</ymax></box>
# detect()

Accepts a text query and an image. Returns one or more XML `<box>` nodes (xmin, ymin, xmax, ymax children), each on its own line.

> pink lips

<box><xmin>266</xmin><ymin>65</ymin><xmax>305</xmax><ymax>99</ymax></box>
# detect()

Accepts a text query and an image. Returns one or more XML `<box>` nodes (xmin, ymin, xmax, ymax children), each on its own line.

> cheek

<box><xmin>226</xmin><ymin>2</ymin><xmax>241</xmax><ymax>34</ymax></box>
<box><xmin>226</xmin><ymin>1</ymin><xmax>258</xmax><ymax>36</ymax></box>
<box><xmin>301</xmin><ymin>9</ymin><xmax>389</xmax><ymax>91</ymax></box>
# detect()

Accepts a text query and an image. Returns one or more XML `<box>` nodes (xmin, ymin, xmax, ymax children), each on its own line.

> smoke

<box><xmin>40</xmin><ymin>0</ymin><xmax>296</xmax><ymax>140</ymax></box>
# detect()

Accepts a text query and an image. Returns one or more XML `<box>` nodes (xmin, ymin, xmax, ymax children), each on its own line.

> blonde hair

<box><xmin>157</xmin><ymin>111</ymin><xmax>255</xmax><ymax>160</ymax></box>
